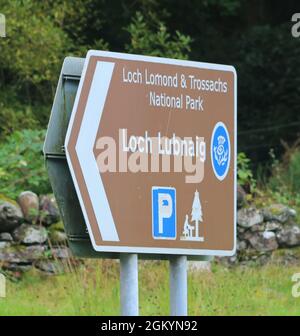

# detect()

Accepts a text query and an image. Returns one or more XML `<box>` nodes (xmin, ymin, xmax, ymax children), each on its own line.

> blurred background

<box><xmin>1</xmin><ymin>1</ymin><xmax>300</xmax><ymax>157</ymax></box>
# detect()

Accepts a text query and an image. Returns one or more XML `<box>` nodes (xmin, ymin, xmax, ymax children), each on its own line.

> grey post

<box><xmin>120</xmin><ymin>253</ymin><xmax>139</xmax><ymax>316</ymax></box>
<box><xmin>170</xmin><ymin>255</ymin><xmax>188</xmax><ymax>316</ymax></box>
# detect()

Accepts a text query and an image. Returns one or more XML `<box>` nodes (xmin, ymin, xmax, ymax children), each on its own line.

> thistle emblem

<box><xmin>214</xmin><ymin>135</ymin><xmax>228</xmax><ymax>166</ymax></box>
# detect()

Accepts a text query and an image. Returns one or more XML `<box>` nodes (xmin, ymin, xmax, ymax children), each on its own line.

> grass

<box><xmin>0</xmin><ymin>260</ymin><xmax>299</xmax><ymax>316</ymax></box>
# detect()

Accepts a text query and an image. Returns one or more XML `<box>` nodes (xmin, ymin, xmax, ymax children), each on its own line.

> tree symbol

<box><xmin>191</xmin><ymin>190</ymin><xmax>203</xmax><ymax>238</ymax></box>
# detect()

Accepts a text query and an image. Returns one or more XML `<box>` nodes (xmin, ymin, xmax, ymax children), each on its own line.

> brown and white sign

<box><xmin>65</xmin><ymin>50</ymin><xmax>237</xmax><ymax>257</ymax></box>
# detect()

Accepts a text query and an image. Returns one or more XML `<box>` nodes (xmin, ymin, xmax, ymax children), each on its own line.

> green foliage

<box><xmin>0</xmin><ymin>1</ymin><xmax>69</xmax><ymax>88</ymax></box>
<box><xmin>252</xmin><ymin>146</ymin><xmax>300</xmax><ymax>219</ymax></box>
<box><xmin>237</xmin><ymin>152</ymin><xmax>256</xmax><ymax>192</ymax></box>
<box><xmin>201</xmin><ymin>0</ymin><xmax>242</xmax><ymax>16</ymax></box>
<box><xmin>267</xmin><ymin>148</ymin><xmax>300</xmax><ymax>210</ymax></box>
<box><xmin>0</xmin><ymin>89</ymin><xmax>42</xmax><ymax>139</ymax></box>
<box><xmin>125</xmin><ymin>12</ymin><xmax>192</xmax><ymax>59</ymax></box>
<box><xmin>1</xmin><ymin>0</ymin><xmax>299</xmax><ymax>166</ymax></box>
<box><xmin>236</xmin><ymin>24</ymin><xmax>300</xmax><ymax>162</ymax></box>
<box><xmin>0</xmin><ymin>0</ymin><xmax>71</xmax><ymax>133</ymax></box>
<box><xmin>288</xmin><ymin>151</ymin><xmax>300</xmax><ymax>192</ymax></box>
<box><xmin>39</xmin><ymin>0</ymin><xmax>109</xmax><ymax>57</ymax></box>
<box><xmin>0</xmin><ymin>129</ymin><xmax>51</xmax><ymax>199</ymax></box>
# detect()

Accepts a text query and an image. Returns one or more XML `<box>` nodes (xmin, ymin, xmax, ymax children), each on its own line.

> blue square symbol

<box><xmin>152</xmin><ymin>187</ymin><xmax>176</xmax><ymax>240</ymax></box>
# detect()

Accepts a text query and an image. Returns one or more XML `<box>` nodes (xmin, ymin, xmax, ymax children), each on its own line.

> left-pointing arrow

<box><xmin>66</xmin><ymin>61</ymin><xmax>119</xmax><ymax>242</ymax></box>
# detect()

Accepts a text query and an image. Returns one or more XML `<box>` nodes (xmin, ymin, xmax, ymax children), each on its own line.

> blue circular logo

<box><xmin>211</xmin><ymin>122</ymin><xmax>230</xmax><ymax>181</ymax></box>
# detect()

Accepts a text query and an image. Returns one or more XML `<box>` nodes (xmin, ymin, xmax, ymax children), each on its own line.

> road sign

<box><xmin>65</xmin><ymin>50</ymin><xmax>237</xmax><ymax>257</ymax></box>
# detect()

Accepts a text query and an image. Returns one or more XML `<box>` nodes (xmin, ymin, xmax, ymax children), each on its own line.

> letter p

<box><xmin>158</xmin><ymin>193</ymin><xmax>172</xmax><ymax>234</ymax></box>
<box><xmin>152</xmin><ymin>187</ymin><xmax>176</xmax><ymax>240</ymax></box>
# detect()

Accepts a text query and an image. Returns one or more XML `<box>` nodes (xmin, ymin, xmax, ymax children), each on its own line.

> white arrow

<box><xmin>66</xmin><ymin>61</ymin><xmax>119</xmax><ymax>242</ymax></box>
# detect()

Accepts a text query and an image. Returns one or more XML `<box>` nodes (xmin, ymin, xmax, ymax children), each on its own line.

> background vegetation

<box><xmin>1</xmin><ymin>0</ymin><xmax>300</xmax><ymax>161</ymax></box>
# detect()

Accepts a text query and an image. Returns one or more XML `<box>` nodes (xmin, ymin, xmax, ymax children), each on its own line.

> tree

<box><xmin>125</xmin><ymin>11</ymin><xmax>191</xmax><ymax>59</ymax></box>
<box><xmin>191</xmin><ymin>190</ymin><xmax>203</xmax><ymax>238</ymax></box>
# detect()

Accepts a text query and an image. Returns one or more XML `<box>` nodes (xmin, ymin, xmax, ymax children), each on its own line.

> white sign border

<box><xmin>65</xmin><ymin>50</ymin><xmax>237</xmax><ymax>257</ymax></box>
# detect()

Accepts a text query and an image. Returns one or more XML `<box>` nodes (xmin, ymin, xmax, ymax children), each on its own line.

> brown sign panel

<box><xmin>65</xmin><ymin>50</ymin><xmax>237</xmax><ymax>257</ymax></box>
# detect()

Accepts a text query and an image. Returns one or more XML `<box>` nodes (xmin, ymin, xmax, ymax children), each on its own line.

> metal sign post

<box><xmin>120</xmin><ymin>253</ymin><xmax>188</xmax><ymax>316</ymax></box>
<box><xmin>120</xmin><ymin>254</ymin><xmax>188</xmax><ymax>316</ymax></box>
<box><xmin>120</xmin><ymin>253</ymin><xmax>139</xmax><ymax>316</ymax></box>
<box><xmin>170</xmin><ymin>256</ymin><xmax>188</xmax><ymax>316</ymax></box>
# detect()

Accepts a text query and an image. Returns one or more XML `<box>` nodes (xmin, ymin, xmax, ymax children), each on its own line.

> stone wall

<box><xmin>0</xmin><ymin>191</ymin><xmax>74</xmax><ymax>277</ymax></box>
<box><xmin>1</xmin><ymin>188</ymin><xmax>300</xmax><ymax>276</ymax></box>
<box><xmin>218</xmin><ymin>187</ymin><xmax>300</xmax><ymax>266</ymax></box>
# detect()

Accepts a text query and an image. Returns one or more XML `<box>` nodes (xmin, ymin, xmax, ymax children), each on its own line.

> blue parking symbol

<box><xmin>152</xmin><ymin>187</ymin><xmax>176</xmax><ymax>240</ymax></box>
